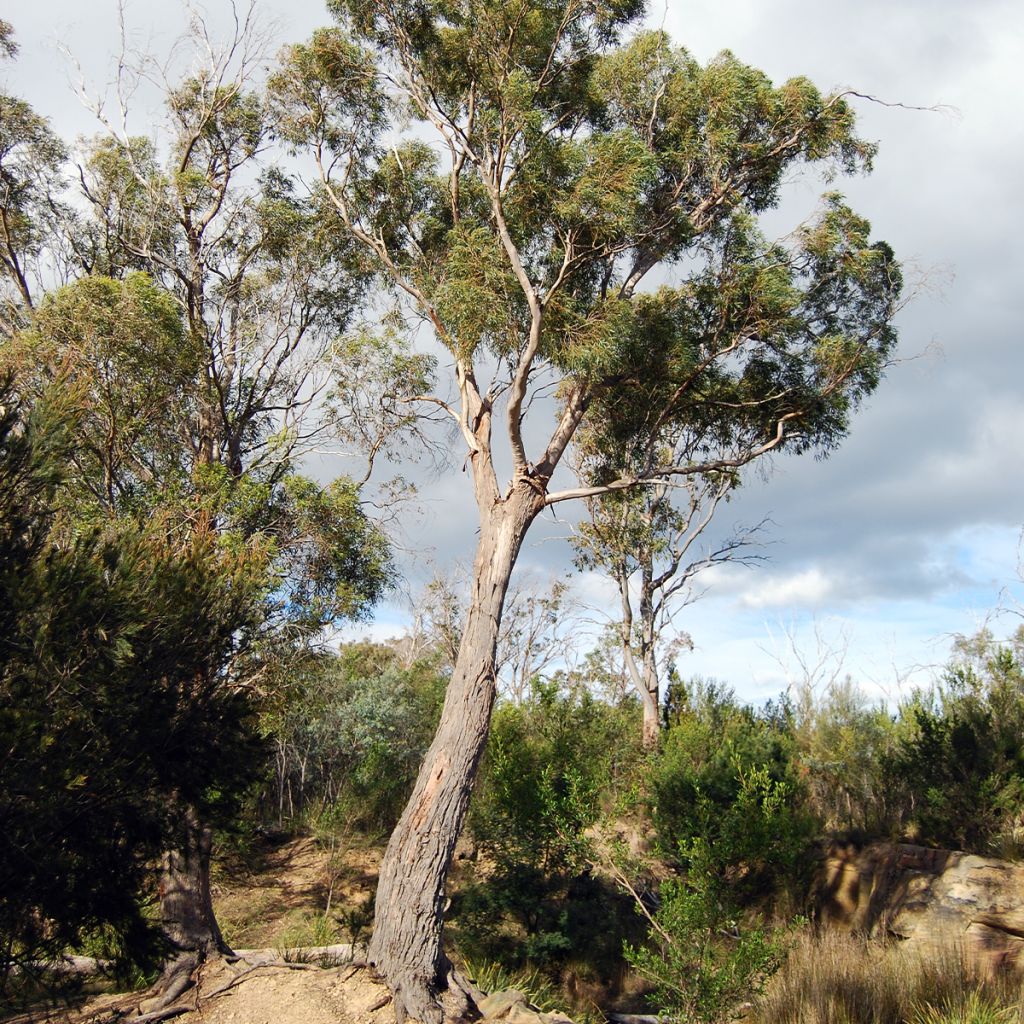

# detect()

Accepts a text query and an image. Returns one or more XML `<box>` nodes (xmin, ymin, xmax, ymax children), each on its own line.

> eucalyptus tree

<box><xmin>573</xmin><ymin>458</ymin><xmax>762</xmax><ymax>748</ymax></box>
<box><xmin>272</xmin><ymin>2</ymin><xmax>902</xmax><ymax>1018</ymax></box>
<box><xmin>71</xmin><ymin>14</ymin><xmax>366</xmax><ymax>480</ymax></box>
<box><xmin>0</xmin><ymin>21</ymin><xmax>68</xmax><ymax>335</ymax></box>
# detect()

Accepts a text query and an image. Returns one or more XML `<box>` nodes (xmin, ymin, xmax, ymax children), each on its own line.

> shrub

<box><xmin>455</xmin><ymin>682</ymin><xmax>639</xmax><ymax>974</ymax></box>
<box><xmin>262</xmin><ymin>642</ymin><xmax>446</xmax><ymax>833</ymax></box>
<box><xmin>651</xmin><ymin>679</ymin><xmax>816</xmax><ymax>903</ymax></box>
<box><xmin>792</xmin><ymin>674</ymin><xmax>900</xmax><ymax>835</ymax></box>
<box><xmin>623</xmin><ymin>855</ymin><xmax>788</xmax><ymax>1023</ymax></box>
<box><xmin>887</xmin><ymin>629</ymin><xmax>1024</xmax><ymax>854</ymax></box>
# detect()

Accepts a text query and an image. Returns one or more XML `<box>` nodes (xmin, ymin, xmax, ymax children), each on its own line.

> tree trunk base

<box><xmin>138</xmin><ymin>952</ymin><xmax>201</xmax><ymax>1015</ymax></box>
<box><xmin>370</xmin><ymin>956</ymin><xmax>482</xmax><ymax>1024</ymax></box>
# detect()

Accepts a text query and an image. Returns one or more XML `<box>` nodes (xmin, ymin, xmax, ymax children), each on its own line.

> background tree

<box><xmin>272</xmin><ymin>3</ymin><xmax>901</xmax><ymax>1018</ymax></box>
<box><xmin>574</xmin><ymin>463</ymin><xmax>762</xmax><ymax>747</ymax></box>
<box><xmin>4</xmin><ymin>8</ymin><xmax>415</xmax><ymax>986</ymax></box>
<box><xmin>3</xmin><ymin>270</ymin><xmax>393</xmax><ymax>1017</ymax></box>
<box><xmin>0</xmin><ymin>21</ymin><xmax>68</xmax><ymax>335</ymax></box>
<box><xmin>406</xmin><ymin>566</ymin><xmax>581</xmax><ymax>703</ymax></box>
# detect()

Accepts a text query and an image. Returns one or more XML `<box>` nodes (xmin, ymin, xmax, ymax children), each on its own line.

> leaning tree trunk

<box><xmin>144</xmin><ymin>803</ymin><xmax>232</xmax><ymax>1012</ymax></box>
<box><xmin>367</xmin><ymin>486</ymin><xmax>540</xmax><ymax>1024</ymax></box>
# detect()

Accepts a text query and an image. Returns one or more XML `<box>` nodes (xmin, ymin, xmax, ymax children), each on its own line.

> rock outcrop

<box><xmin>476</xmin><ymin>989</ymin><xmax>575</xmax><ymax>1024</ymax></box>
<box><xmin>816</xmin><ymin>841</ymin><xmax>1024</xmax><ymax>974</ymax></box>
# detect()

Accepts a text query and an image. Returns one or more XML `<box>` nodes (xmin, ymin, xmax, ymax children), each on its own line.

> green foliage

<box><xmin>4</xmin><ymin>273</ymin><xmax>198</xmax><ymax>515</ymax></box>
<box><xmin>887</xmin><ymin>629</ymin><xmax>1024</xmax><ymax>854</ymax></box>
<box><xmin>792</xmin><ymin>675</ymin><xmax>900</xmax><ymax>835</ymax></box>
<box><xmin>624</xmin><ymin>867</ymin><xmax>788</xmax><ymax>1024</ymax></box>
<box><xmin>263</xmin><ymin>642</ymin><xmax>446</xmax><ymax>834</ymax></box>
<box><xmin>625</xmin><ymin>717</ymin><xmax>803</xmax><ymax>1021</ymax></box>
<box><xmin>0</xmin><ymin>23</ymin><xmax>67</xmax><ymax>330</ymax></box>
<box><xmin>456</xmin><ymin>682</ymin><xmax>639</xmax><ymax>970</ymax></box>
<box><xmin>0</xmin><ymin>377</ymin><xmax>270</xmax><ymax>992</ymax></box>
<box><xmin>273</xmin><ymin>0</ymin><xmax>901</xmax><ymax>477</ymax></box>
<box><xmin>651</xmin><ymin>680</ymin><xmax>815</xmax><ymax>901</ymax></box>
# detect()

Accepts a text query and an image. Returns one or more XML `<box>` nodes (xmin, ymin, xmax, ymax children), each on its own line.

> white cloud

<box><xmin>738</xmin><ymin>567</ymin><xmax>835</xmax><ymax>610</ymax></box>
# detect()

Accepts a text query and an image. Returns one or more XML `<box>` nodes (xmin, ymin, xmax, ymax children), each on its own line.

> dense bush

<box><xmin>651</xmin><ymin>679</ymin><xmax>816</xmax><ymax>903</ymax></box>
<box><xmin>455</xmin><ymin>681</ymin><xmax>641</xmax><ymax>975</ymax></box>
<box><xmin>0</xmin><ymin>380</ymin><xmax>269</xmax><ymax>993</ymax></box>
<box><xmin>792</xmin><ymin>675</ymin><xmax>901</xmax><ymax>835</ymax></box>
<box><xmin>887</xmin><ymin>629</ymin><xmax>1024</xmax><ymax>855</ymax></box>
<box><xmin>263</xmin><ymin>641</ymin><xmax>446</xmax><ymax>834</ymax></box>
<box><xmin>625</xmin><ymin>864</ymin><xmax>787</xmax><ymax>1024</ymax></box>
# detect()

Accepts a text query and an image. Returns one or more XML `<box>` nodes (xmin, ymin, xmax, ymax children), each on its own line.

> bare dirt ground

<box><xmin>213</xmin><ymin>832</ymin><xmax>382</xmax><ymax>951</ymax></box>
<box><xmin>15</xmin><ymin>959</ymin><xmax>400</xmax><ymax>1024</ymax></box>
<box><xmin>8</xmin><ymin>835</ymin><xmax>390</xmax><ymax>1024</ymax></box>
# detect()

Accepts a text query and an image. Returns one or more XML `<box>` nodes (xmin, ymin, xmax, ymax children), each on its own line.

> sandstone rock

<box><xmin>506</xmin><ymin>1004</ymin><xmax>545</xmax><ymax>1024</ymax></box>
<box><xmin>478</xmin><ymin>989</ymin><xmax>530</xmax><ymax>1019</ymax></box>
<box><xmin>816</xmin><ymin>841</ymin><xmax>1024</xmax><ymax>974</ymax></box>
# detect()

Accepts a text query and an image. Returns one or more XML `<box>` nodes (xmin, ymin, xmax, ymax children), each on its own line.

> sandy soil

<box><xmin>213</xmin><ymin>833</ymin><xmax>382</xmax><ymax>951</ymax></box>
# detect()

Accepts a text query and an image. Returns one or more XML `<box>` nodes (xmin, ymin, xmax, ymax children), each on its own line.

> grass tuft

<box><xmin>753</xmin><ymin>929</ymin><xmax>1024</xmax><ymax>1024</ymax></box>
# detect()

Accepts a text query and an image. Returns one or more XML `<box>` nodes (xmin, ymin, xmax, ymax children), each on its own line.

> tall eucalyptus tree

<box><xmin>4</xmin><ymin>11</ymin><xmax>406</xmax><ymax>997</ymax></box>
<box><xmin>273</xmin><ymin>3</ymin><xmax>903</xmax><ymax>1018</ymax></box>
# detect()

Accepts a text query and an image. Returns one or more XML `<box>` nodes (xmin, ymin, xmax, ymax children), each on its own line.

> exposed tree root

<box><xmin>373</xmin><ymin>959</ymin><xmax>483</xmax><ymax>1024</ymax></box>
<box><xmin>130</xmin><ymin>1005</ymin><xmax>192</xmax><ymax>1023</ymax></box>
<box><xmin>136</xmin><ymin>952</ymin><xmax>199</xmax><ymax>1016</ymax></box>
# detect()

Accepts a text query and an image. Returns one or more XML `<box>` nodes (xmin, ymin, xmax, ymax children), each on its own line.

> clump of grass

<box><xmin>911</xmin><ymin>991</ymin><xmax>1017</xmax><ymax>1024</ymax></box>
<box><xmin>274</xmin><ymin>910</ymin><xmax>341</xmax><ymax>960</ymax></box>
<box><xmin>753</xmin><ymin>928</ymin><xmax>1024</xmax><ymax>1024</ymax></box>
<box><xmin>460</xmin><ymin>956</ymin><xmax>560</xmax><ymax>1012</ymax></box>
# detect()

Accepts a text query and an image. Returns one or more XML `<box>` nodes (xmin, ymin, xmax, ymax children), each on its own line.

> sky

<box><xmin>6</xmin><ymin>0</ymin><xmax>1023</xmax><ymax>703</ymax></box>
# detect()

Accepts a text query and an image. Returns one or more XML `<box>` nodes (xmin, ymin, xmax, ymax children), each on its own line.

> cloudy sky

<box><xmin>7</xmin><ymin>0</ymin><xmax>1023</xmax><ymax>702</ymax></box>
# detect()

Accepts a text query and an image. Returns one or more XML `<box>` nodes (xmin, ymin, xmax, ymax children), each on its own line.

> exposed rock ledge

<box><xmin>816</xmin><ymin>841</ymin><xmax>1024</xmax><ymax>974</ymax></box>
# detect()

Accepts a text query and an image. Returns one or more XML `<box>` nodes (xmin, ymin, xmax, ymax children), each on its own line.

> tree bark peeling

<box><xmin>367</xmin><ymin>487</ymin><xmax>540</xmax><ymax>1023</ymax></box>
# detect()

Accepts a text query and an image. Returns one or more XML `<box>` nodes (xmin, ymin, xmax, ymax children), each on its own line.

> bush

<box><xmin>624</xmin><ymin>866</ymin><xmax>787</xmax><ymax>1024</ymax></box>
<box><xmin>624</xmin><ymin>763</ymin><xmax>799</xmax><ymax>1022</ymax></box>
<box><xmin>887</xmin><ymin>629</ymin><xmax>1024</xmax><ymax>854</ymax></box>
<box><xmin>263</xmin><ymin>642</ymin><xmax>446</xmax><ymax>834</ymax></box>
<box><xmin>651</xmin><ymin>679</ymin><xmax>816</xmax><ymax>903</ymax></box>
<box><xmin>792</xmin><ymin>674</ymin><xmax>900</xmax><ymax>835</ymax></box>
<box><xmin>455</xmin><ymin>681</ymin><xmax>640</xmax><ymax>974</ymax></box>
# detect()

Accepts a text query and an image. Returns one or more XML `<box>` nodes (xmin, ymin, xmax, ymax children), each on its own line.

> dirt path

<box><xmin>214</xmin><ymin>834</ymin><xmax>382</xmax><ymax>951</ymax></box>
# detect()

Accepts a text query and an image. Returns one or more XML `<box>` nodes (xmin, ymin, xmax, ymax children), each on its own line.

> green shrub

<box><xmin>887</xmin><ymin>629</ymin><xmax>1024</xmax><ymax>854</ymax></box>
<box><xmin>651</xmin><ymin>679</ymin><xmax>816</xmax><ymax>903</ymax></box>
<box><xmin>263</xmin><ymin>643</ymin><xmax>446</xmax><ymax>834</ymax></box>
<box><xmin>792</xmin><ymin>674</ymin><xmax>900</xmax><ymax>835</ymax></box>
<box><xmin>624</xmin><ymin>862</ymin><xmax>788</xmax><ymax>1023</ymax></box>
<box><xmin>455</xmin><ymin>682</ymin><xmax>639</xmax><ymax>974</ymax></box>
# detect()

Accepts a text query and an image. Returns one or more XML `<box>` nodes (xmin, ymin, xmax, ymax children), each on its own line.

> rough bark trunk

<box><xmin>159</xmin><ymin>805</ymin><xmax>229</xmax><ymax>956</ymax></box>
<box><xmin>367</xmin><ymin>486</ymin><xmax>539</xmax><ymax>1024</ymax></box>
<box><xmin>144</xmin><ymin>804</ymin><xmax>232</xmax><ymax>1013</ymax></box>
